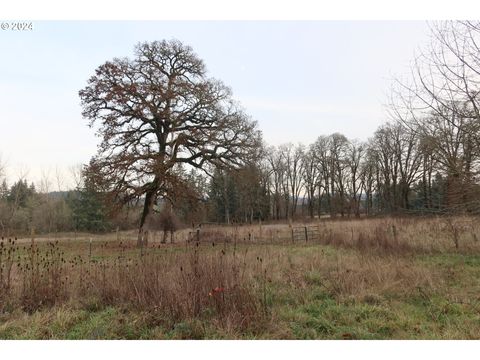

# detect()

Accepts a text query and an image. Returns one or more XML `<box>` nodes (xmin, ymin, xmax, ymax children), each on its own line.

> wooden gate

<box><xmin>291</xmin><ymin>225</ymin><xmax>321</xmax><ymax>242</ymax></box>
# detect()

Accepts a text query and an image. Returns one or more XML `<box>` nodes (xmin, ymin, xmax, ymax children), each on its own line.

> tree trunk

<box><xmin>138</xmin><ymin>185</ymin><xmax>157</xmax><ymax>247</ymax></box>
<box><xmin>223</xmin><ymin>172</ymin><xmax>230</xmax><ymax>224</ymax></box>
<box><xmin>422</xmin><ymin>156</ymin><xmax>428</xmax><ymax>210</ymax></box>
<box><xmin>403</xmin><ymin>186</ymin><xmax>410</xmax><ymax>210</ymax></box>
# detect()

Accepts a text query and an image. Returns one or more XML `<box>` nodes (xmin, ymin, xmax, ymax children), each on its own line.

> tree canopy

<box><xmin>79</xmin><ymin>40</ymin><xmax>262</xmax><ymax>244</ymax></box>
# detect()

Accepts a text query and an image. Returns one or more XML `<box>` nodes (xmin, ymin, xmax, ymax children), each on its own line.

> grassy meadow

<box><xmin>1</xmin><ymin>216</ymin><xmax>480</xmax><ymax>339</ymax></box>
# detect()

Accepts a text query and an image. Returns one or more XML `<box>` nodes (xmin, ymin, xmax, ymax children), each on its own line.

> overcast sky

<box><xmin>0</xmin><ymin>21</ymin><xmax>431</xmax><ymax>187</ymax></box>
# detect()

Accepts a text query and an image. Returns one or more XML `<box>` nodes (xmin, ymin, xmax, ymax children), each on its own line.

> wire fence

<box><xmin>185</xmin><ymin>223</ymin><xmax>324</xmax><ymax>246</ymax></box>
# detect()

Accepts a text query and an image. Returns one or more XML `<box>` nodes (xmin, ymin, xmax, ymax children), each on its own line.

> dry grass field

<box><xmin>1</xmin><ymin>216</ymin><xmax>480</xmax><ymax>339</ymax></box>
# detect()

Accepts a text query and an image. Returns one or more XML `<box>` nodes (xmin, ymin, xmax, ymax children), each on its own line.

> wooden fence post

<box><xmin>140</xmin><ymin>231</ymin><xmax>145</xmax><ymax>256</ymax></box>
<box><xmin>259</xmin><ymin>219</ymin><xmax>263</xmax><ymax>242</ymax></box>
<box><xmin>305</xmin><ymin>226</ymin><xmax>308</xmax><ymax>242</ymax></box>
<box><xmin>392</xmin><ymin>224</ymin><xmax>398</xmax><ymax>243</ymax></box>
<box><xmin>89</xmin><ymin>237</ymin><xmax>92</xmax><ymax>258</ymax></box>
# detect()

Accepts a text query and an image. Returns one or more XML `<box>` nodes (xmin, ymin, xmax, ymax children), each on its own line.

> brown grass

<box><xmin>0</xmin><ymin>236</ymin><xmax>264</xmax><ymax>333</ymax></box>
<box><xmin>2</xmin><ymin>215</ymin><xmax>480</xmax><ymax>338</ymax></box>
<box><xmin>188</xmin><ymin>215</ymin><xmax>480</xmax><ymax>254</ymax></box>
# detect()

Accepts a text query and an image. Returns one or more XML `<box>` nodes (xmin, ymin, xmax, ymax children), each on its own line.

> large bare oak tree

<box><xmin>79</xmin><ymin>40</ymin><xmax>261</xmax><ymax>246</ymax></box>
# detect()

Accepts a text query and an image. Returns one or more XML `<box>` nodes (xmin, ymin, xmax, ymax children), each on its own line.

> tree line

<box><xmin>208</xmin><ymin>21</ymin><xmax>480</xmax><ymax>222</ymax></box>
<box><xmin>207</xmin><ymin>120</ymin><xmax>476</xmax><ymax>224</ymax></box>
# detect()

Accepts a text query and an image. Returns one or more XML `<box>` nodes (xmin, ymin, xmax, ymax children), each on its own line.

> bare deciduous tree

<box><xmin>302</xmin><ymin>145</ymin><xmax>321</xmax><ymax>219</ymax></box>
<box><xmin>389</xmin><ymin>21</ymin><xmax>480</xmax><ymax>213</ymax></box>
<box><xmin>346</xmin><ymin>139</ymin><xmax>365</xmax><ymax>217</ymax></box>
<box><xmin>266</xmin><ymin>146</ymin><xmax>286</xmax><ymax>220</ymax></box>
<box><xmin>279</xmin><ymin>143</ymin><xmax>304</xmax><ymax>219</ymax></box>
<box><xmin>79</xmin><ymin>40</ymin><xmax>261</xmax><ymax>246</ymax></box>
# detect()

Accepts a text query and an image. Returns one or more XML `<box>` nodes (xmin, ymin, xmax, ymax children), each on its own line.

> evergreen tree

<box><xmin>7</xmin><ymin>179</ymin><xmax>35</xmax><ymax>207</ymax></box>
<box><xmin>68</xmin><ymin>181</ymin><xmax>111</xmax><ymax>233</ymax></box>
<box><xmin>0</xmin><ymin>180</ymin><xmax>8</xmax><ymax>200</ymax></box>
